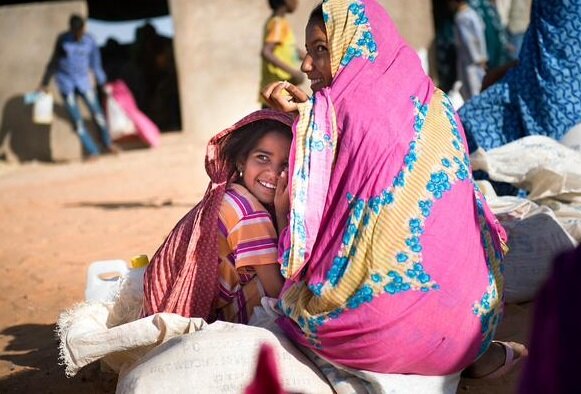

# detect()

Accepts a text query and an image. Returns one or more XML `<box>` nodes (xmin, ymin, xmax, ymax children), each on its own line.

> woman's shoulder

<box><xmin>222</xmin><ymin>183</ymin><xmax>270</xmax><ymax>218</ymax></box>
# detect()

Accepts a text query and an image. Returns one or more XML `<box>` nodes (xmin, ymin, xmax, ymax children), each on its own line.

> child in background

<box><xmin>449</xmin><ymin>0</ymin><xmax>488</xmax><ymax>100</ymax></box>
<box><xmin>259</xmin><ymin>0</ymin><xmax>305</xmax><ymax>108</ymax></box>
<box><xmin>143</xmin><ymin>110</ymin><xmax>294</xmax><ymax>323</ymax></box>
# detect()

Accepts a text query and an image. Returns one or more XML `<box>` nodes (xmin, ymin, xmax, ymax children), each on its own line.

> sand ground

<box><xmin>0</xmin><ymin>133</ymin><xmax>532</xmax><ymax>393</ymax></box>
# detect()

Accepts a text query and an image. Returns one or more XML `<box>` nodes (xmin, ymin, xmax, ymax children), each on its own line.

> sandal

<box><xmin>480</xmin><ymin>341</ymin><xmax>528</xmax><ymax>379</ymax></box>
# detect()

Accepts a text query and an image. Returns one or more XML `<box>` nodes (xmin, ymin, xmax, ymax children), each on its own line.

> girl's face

<box><xmin>302</xmin><ymin>18</ymin><xmax>332</xmax><ymax>93</ymax></box>
<box><xmin>239</xmin><ymin>131</ymin><xmax>291</xmax><ymax>205</ymax></box>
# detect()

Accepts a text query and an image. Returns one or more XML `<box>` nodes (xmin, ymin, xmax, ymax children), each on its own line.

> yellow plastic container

<box><xmin>130</xmin><ymin>254</ymin><xmax>149</xmax><ymax>269</ymax></box>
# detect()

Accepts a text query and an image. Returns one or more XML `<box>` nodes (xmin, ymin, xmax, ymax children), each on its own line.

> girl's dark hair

<box><xmin>268</xmin><ymin>0</ymin><xmax>286</xmax><ymax>11</ymax></box>
<box><xmin>309</xmin><ymin>3</ymin><xmax>324</xmax><ymax>24</ymax></box>
<box><xmin>221</xmin><ymin>119</ymin><xmax>292</xmax><ymax>168</ymax></box>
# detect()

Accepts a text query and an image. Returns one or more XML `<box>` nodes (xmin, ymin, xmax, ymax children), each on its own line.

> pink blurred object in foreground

<box><xmin>245</xmin><ymin>344</ymin><xmax>287</xmax><ymax>394</ymax></box>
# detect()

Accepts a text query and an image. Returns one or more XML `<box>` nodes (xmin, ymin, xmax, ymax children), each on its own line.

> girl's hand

<box><xmin>262</xmin><ymin>81</ymin><xmax>309</xmax><ymax>113</ymax></box>
<box><xmin>275</xmin><ymin>170</ymin><xmax>290</xmax><ymax>234</ymax></box>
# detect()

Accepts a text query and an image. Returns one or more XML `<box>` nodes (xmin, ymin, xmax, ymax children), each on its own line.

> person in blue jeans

<box><xmin>39</xmin><ymin>14</ymin><xmax>118</xmax><ymax>159</ymax></box>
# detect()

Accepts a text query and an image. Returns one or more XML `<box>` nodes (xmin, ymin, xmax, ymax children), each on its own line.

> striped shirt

<box><xmin>214</xmin><ymin>183</ymin><xmax>279</xmax><ymax>323</ymax></box>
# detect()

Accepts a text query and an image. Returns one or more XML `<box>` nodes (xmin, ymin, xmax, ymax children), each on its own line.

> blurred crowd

<box><xmin>101</xmin><ymin>22</ymin><xmax>181</xmax><ymax>132</ymax></box>
<box><xmin>434</xmin><ymin>0</ymin><xmax>531</xmax><ymax>98</ymax></box>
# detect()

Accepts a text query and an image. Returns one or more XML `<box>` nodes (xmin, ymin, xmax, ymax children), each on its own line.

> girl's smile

<box><xmin>239</xmin><ymin>131</ymin><xmax>291</xmax><ymax>205</ymax></box>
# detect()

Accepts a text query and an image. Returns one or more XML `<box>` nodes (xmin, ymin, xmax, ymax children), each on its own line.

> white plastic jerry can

<box><xmin>33</xmin><ymin>92</ymin><xmax>54</xmax><ymax>124</ymax></box>
<box><xmin>85</xmin><ymin>259</ymin><xmax>129</xmax><ymax>302</ymax></box>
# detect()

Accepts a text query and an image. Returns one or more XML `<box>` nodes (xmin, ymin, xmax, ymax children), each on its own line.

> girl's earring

<box><xmin>238</xmin><ymin>169</ymin><xmax>243</xmax><ymax>178</ymax></box>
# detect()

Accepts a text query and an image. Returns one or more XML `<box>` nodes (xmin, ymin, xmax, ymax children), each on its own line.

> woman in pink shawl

<box><xmin>263</xmin><ymin>0</ymin><xmax>524</xmax><ymax>376</ymax></box>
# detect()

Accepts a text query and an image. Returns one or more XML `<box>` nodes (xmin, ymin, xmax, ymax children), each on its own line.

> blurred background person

<box><xmin>121</xmin><ymin>22</ymin><xmax>181</xmax><ymax>131</ymax></box>
<box><xmin>467</xmin><ymin>0</ymin><xmax>511</xmax><ymax>69</ymax></box>
<box><xmin>493</xmin><ymin>0</ymin><xmax>532</xmax><ymax>59</ymax></box>
<box><xmin>39</xmin><ymin>14</ymin><xmax>118</xmax><ymax>159</ymax></box>
<box><xmin>433</xmin><ymin>0</ymin><xmax>458</xmax><ymax>93</ymax></box>
<box><xmin>506</xmin><ymin>0</ymin><xmax>532</xmax><ymax>58</ymax></box>
<box><xmin>494</xmin><ymin>0</ymin><xmax>512</xmax><ymax>28</ymax></box>
<box><xmin>259</xmin><ymin>0</ymin><xmax>305</xmax><ymax>108</ymax></box>
<box><xmin>449</xmin><ymin>0</ymin><xmax>488</xmax><ymax>100</ymax></box>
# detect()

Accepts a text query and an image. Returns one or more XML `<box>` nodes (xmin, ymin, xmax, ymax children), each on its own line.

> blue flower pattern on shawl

<box><xmin>339</xmin><ymin>1</ymin><xmax>378</xmax><ymax>67</ymax></box>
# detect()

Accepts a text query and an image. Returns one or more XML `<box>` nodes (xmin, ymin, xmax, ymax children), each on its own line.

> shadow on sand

<box><xmin>65</xmin><ymin>199</ymin><xmax>191</xmax><ymax>210</ymax></box>
<box><xmin>0</xmin><ymin>323</ymin><xmax>116</xmax><ymax>393</ymax></box>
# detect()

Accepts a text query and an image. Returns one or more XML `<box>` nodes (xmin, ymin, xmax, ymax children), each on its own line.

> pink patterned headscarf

<box><xmin>143</xmin><ymin>110</ymin><xmax>294</xmax><ymax>321</ymax></box>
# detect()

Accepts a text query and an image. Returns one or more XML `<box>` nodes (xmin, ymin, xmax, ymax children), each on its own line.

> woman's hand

<box><xmin>275</xmin><ymin>170</ymin><xmax>290</xmax><ymax>234</ymax></box>
<box><xmin>261</xmin><ymin>81</ymin><xmax>309</xmax><ymax>113</ymax></box>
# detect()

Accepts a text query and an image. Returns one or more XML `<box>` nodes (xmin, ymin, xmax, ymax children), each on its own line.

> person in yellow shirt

<box><xmin>259</xmin><ymin>0</ymin><xmax>305</xmax><ymax>107</ymax></box>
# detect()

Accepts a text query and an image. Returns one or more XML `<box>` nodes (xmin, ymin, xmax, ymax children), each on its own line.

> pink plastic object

<box><xmin>106</xmin><ymin>80</ymin><xmax>161</xmax><ymax>147</ymax></box>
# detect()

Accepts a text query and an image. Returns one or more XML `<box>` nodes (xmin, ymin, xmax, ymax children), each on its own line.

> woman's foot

<box><xmin>463</xmin><ymin>341</ymin><xmax>528</xmax><ymax>379</ymax></box>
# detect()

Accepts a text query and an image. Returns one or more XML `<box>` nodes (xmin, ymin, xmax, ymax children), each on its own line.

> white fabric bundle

<box><xmin>470</xmin><ymin>136</ymin><xmax>581</xmax><ymax>302</ymax></box>
<box><xmin>471</xmin><ymin>135</ymin><xmax>581</xmax><ymax>202</ymax></box>
<box><xmin>57</xmin><ymin>298</ymin><xmax>460</xmax><ymax>393</ymax></box>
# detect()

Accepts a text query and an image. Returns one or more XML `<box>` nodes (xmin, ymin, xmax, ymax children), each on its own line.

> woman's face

<box><xmin>302</xmin><ymin>18</ymin><xmax>332</xmax><ymax>93</ymax></box>
<box><xmin>239</xmin><ymin>131</ymin><xmax>291</xmax><ymax>205</ymax></box>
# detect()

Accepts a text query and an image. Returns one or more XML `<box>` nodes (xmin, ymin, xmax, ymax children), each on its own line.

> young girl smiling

<box><xmin>143</xmin><ymin>110</ymin><xmax>293</xmax><ymax>324</ymax></box>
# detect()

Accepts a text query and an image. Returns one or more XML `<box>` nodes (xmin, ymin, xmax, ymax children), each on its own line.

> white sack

<box><xmin>470</xmin><ymin>136</ymin><xmax>581</xmax><ymax>202</ymax></box>
<box><xmin>57</xmin><ymin>303</ymin><xmax>203</xmax><ymax>377</ymax></box>
<box><xmin>486</xmin><ymin>196</ymin><xmax>577</xmax><ymax>303</ymax></box>
<box><xmin>58</xmin><ymin>299</ymin><xmax>460</xmax><ymax>394</ymax></box>
<box><xmin>560</xmin><ymin>122</ymin><xmax>581</xmax><ymax>152</ymax></box>
<box><xmin>116</xmin><ymin>320</ymin><xmax>333</xmax><ymax>394</ymax></box>
<box><xmin>106</xmin><ymin>95</ymin><xmax>136</xmax><ymax>140</ymax></box>
<box><xmin>304</xmin><ymin>349</ymin><xmax>460</xmax><ymax>394</ymax></box>
<box><xmin>539</xmin><ymin>199</ymin><xmax>581</xmax><ymax>242</ymax></box>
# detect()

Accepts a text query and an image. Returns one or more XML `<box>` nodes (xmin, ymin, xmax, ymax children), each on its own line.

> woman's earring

<box><xmin>238</xmin><ymin>168</ymin><xmax>243</xmax><ymax>178</ymax></box>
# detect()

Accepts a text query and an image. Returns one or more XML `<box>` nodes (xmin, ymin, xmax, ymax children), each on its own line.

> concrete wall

<box><xmin>170</xmin><ymin>0</ymin><xmax>434</xmax><ymax>143</ymax></box>
<box><xmin>0</xmin><ymin>1</ymin><xmax>88</xmax><ymax>162</ymax></box>
<box><xmin>382</xmin><ymin>0</ymin><xmax>434</xmax><ymax>51</ymax></box>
